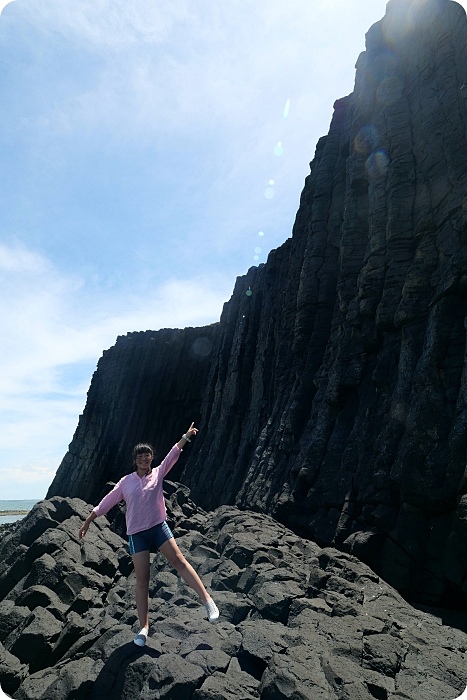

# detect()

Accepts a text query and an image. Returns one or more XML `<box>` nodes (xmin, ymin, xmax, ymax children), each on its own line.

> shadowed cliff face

<box><xmin>48</xmin><ymin>0</ymin><xmax>467</xmax><ymax>605</ymax></box>
<box><xmin>46</xmin><ymin>325</ymin><xmax>218</xmax><ymax>501</ymax></box>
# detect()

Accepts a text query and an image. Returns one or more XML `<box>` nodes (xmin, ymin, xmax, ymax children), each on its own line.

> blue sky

<box><xmin>1</xmin><ymin>0</ymin><xmax>465</xmax><ymax>500</ymax></box>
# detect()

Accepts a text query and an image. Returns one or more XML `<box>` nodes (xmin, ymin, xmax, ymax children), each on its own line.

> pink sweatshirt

<box><xmin>92</xmin><ymin>445</ymin><xmax>181</xmax><ymax>535</ymax></box>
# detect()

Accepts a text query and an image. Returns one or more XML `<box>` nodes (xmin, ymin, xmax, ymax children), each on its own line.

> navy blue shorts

<box><xmin>128</xmin><ymin>521</ymin><xmax>174</xmax><ymax>555</ymax></box>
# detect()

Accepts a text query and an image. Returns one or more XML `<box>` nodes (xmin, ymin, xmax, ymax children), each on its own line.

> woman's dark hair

<box><xmin>132</xmin><ymin>443</ymin><xmax>154</xmax><ymax>470</ymax></box>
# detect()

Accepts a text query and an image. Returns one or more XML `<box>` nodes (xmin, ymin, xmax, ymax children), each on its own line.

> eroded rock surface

<box><xmin>1</xmin><ymin>496</ymin><xmax>467</xmax><ymax>699</ymax></box>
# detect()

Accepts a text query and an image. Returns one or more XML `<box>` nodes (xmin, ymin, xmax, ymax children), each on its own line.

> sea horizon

<box><xmin>0</xmin><ymin>499</ymin><xmax>41</xmax><ymax>525</ymax></box>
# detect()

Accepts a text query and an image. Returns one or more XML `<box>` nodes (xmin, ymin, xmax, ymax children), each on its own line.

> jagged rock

<box><xmin>0</xmin><ymin>602</ymin><xmax>30</xmax><ymax>644</ymax></box>
<box><xmin>1</xmin><ymin>496</ymin><xmax>467</xmax><ymax>699</ymax></box>
<box><xmin>192</xmin><ymin>657</ymin><xmax>261</xmax><ymax>700</ymax></box>
<box><xmin>44</xmin><ymin>0</ymin><xmax>467</xmax><ymax>607</ymax></box>
<box><xmin>0</xmin><ymin>642</ymin><xmax>26</xmax><ymax>696</ymax></box>
<box><xmin>6</xmin><ymin>606</ymin><xmax>62</xmax><ymax>669</ymax></box>
<box><xmin>15</xmin><ymin>585</ymin><xmax>68</xmax><ymax>620</ymax></box>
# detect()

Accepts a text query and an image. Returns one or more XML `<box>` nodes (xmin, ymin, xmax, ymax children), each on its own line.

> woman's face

<box><xmin>135</xmin><ymin>451</ymin><xmax>153</xmax><ymax>470</ymax></box>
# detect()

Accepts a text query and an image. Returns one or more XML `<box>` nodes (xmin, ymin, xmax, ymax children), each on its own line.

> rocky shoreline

<box><xmin>1</xmin><ymin>488</ymin><xmax>467</xmax><ymax>699</ymax></box>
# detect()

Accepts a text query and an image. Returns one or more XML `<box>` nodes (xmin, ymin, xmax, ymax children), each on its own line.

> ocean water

<box><xmin>0</xmin><ymin>499</ymin><xmax>40</xmax><ymax>525</ymax></box>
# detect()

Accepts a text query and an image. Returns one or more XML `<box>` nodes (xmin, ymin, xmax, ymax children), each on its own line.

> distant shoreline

<box><xmin>0</xmin><ymin>510</ymin><xmax>29</xmax><ymax>516</ymax></box>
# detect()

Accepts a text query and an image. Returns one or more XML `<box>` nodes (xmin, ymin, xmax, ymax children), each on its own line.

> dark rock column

<box><xmin>182</xmin><ymin>0</ymin><xmax>467</xmax><ymax>604</ymax></box>
<box><xmin>47</xmin><ymin>326</ymin><xmax>218</xmax><ymax>503</ymax></box>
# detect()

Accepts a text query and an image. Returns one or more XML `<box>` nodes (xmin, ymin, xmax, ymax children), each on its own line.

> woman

<box><xmin>78</xmin><ymin>422</ymin><xmax>219</xmax><ymax>647</ymax></box>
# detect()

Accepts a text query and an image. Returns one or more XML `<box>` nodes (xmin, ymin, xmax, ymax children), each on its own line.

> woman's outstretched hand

<box><xmin>177</xmin><ymin>422</ymin><xmax>199</xmax><ymax>449</ymax></box>
<box><xmin>185</xmin><ymin>422</ymin><xmax>198</xmax><ymax>439</ymax></box>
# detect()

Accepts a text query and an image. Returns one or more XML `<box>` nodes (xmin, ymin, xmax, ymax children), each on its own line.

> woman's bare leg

<box><xmin>158</xmin><ymin>538</ymin><xmax>210</xmax><ymax>603</ymax></box>
<box><xmin>132</xmin><ymin>550</ymin><xmax>150</xmax><ymax>629</ymax></box>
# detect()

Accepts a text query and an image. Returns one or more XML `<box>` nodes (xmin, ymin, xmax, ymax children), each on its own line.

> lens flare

<box><xmin>382</xmin><ymin>0</ymin><xmax>433</xmax><ymax>45</ymax></box>
<box><xmin>283</xmin><ymin>98</ymin><xmax>290</xmax><ymax>119</ymax></box>
<box><xmin>255</xmin><ymin>247</ymin><xmax>261</xmax><ymax>254</ymax></box>
<box><xmin>246</xmin><ymin>287</ymin><xmax>253</xmax><ymax>297</ymax></box>
<box><xmin>274</xmin><ymin>142</ymin><xmax>284</xmax><ymax>156</ymax></box>
<box><xmin>264</xmin><ymin>188</ymin><xmax>275</xmax><ymax>200</ymax></box>
<box><xmin>192</xmin><ymin>336</ymin><xmax>213</xmax><ymax>357</ymax></box>
<box><xmin>366</xmin><ymin>150</ymin><xmax>390</xmax><ymax>180</ymax></box>
<box><xmin>258</xmin><ymin>231</ymin><xmax>265</xmax><ymax>237</ymax></box>
<box><xmin>354</xmin><ymin>125</ymin><xmax>379</xmax><ymax>156</ymax></box>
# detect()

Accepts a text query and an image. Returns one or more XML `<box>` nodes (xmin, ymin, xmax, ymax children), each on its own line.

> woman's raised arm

<box><xmin>176</xmin><ymin>422</ymin><xmax>198</xmax><ymax>450</ymax></box>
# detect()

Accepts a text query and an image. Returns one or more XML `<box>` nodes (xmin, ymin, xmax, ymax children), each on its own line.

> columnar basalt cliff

<box><xmin>47</xmin><ymin>325</ymin><xmax>218</xmax><ymax>500</ymax></box>
<box><xmin>48</xmin><ymin>0</ymin><xmax>467</xmax><ymax>606</ymax></box>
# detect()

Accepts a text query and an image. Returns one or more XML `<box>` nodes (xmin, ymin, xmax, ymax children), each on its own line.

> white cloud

<box><xmin>16</xmin><ymin>0</ymin><xmax>367</xmax><ymax>145</ymax></box>
<box><xmin>0</xmin><ymin>241</ymin><xmax>231</xmax><ymax>498</ymax></box>
<box><xmin>0</xmin><ymin>241</ymin><xmax>228</xmax><ymax>390</ymax></box>
<box><xmin>0</xmin><ymin>459</ymin><xmax>58</xmax><ymax>500</ymax></box>
<box><xmin>1</xmin><ymin>462</ymin><xmax>56</xmax><ymax>484</ymax></box>
<box><xmin>23</xmin><ymin>0</ymin><xmax>192</xmax><ymax>48</ymax></box>
<box><xmin>8</xmin><ymin>0</ymin><xmax>467</xmax><ymax>146</ymax></box>
<box><xmin>0</xmin><ymin>240</ymin><xmax>51</xmax><ymax>272</ymax></box>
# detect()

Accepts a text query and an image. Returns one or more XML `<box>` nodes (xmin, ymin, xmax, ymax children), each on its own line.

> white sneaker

<box><xmin>134</xmin><ymin>627</ymin><xmax>148</xmax><ymax>646</ymax></box>
<box><xmin>205</xmin><ymin>598</ymin><xmax>219</xmax><ymax>622</ymax></box>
